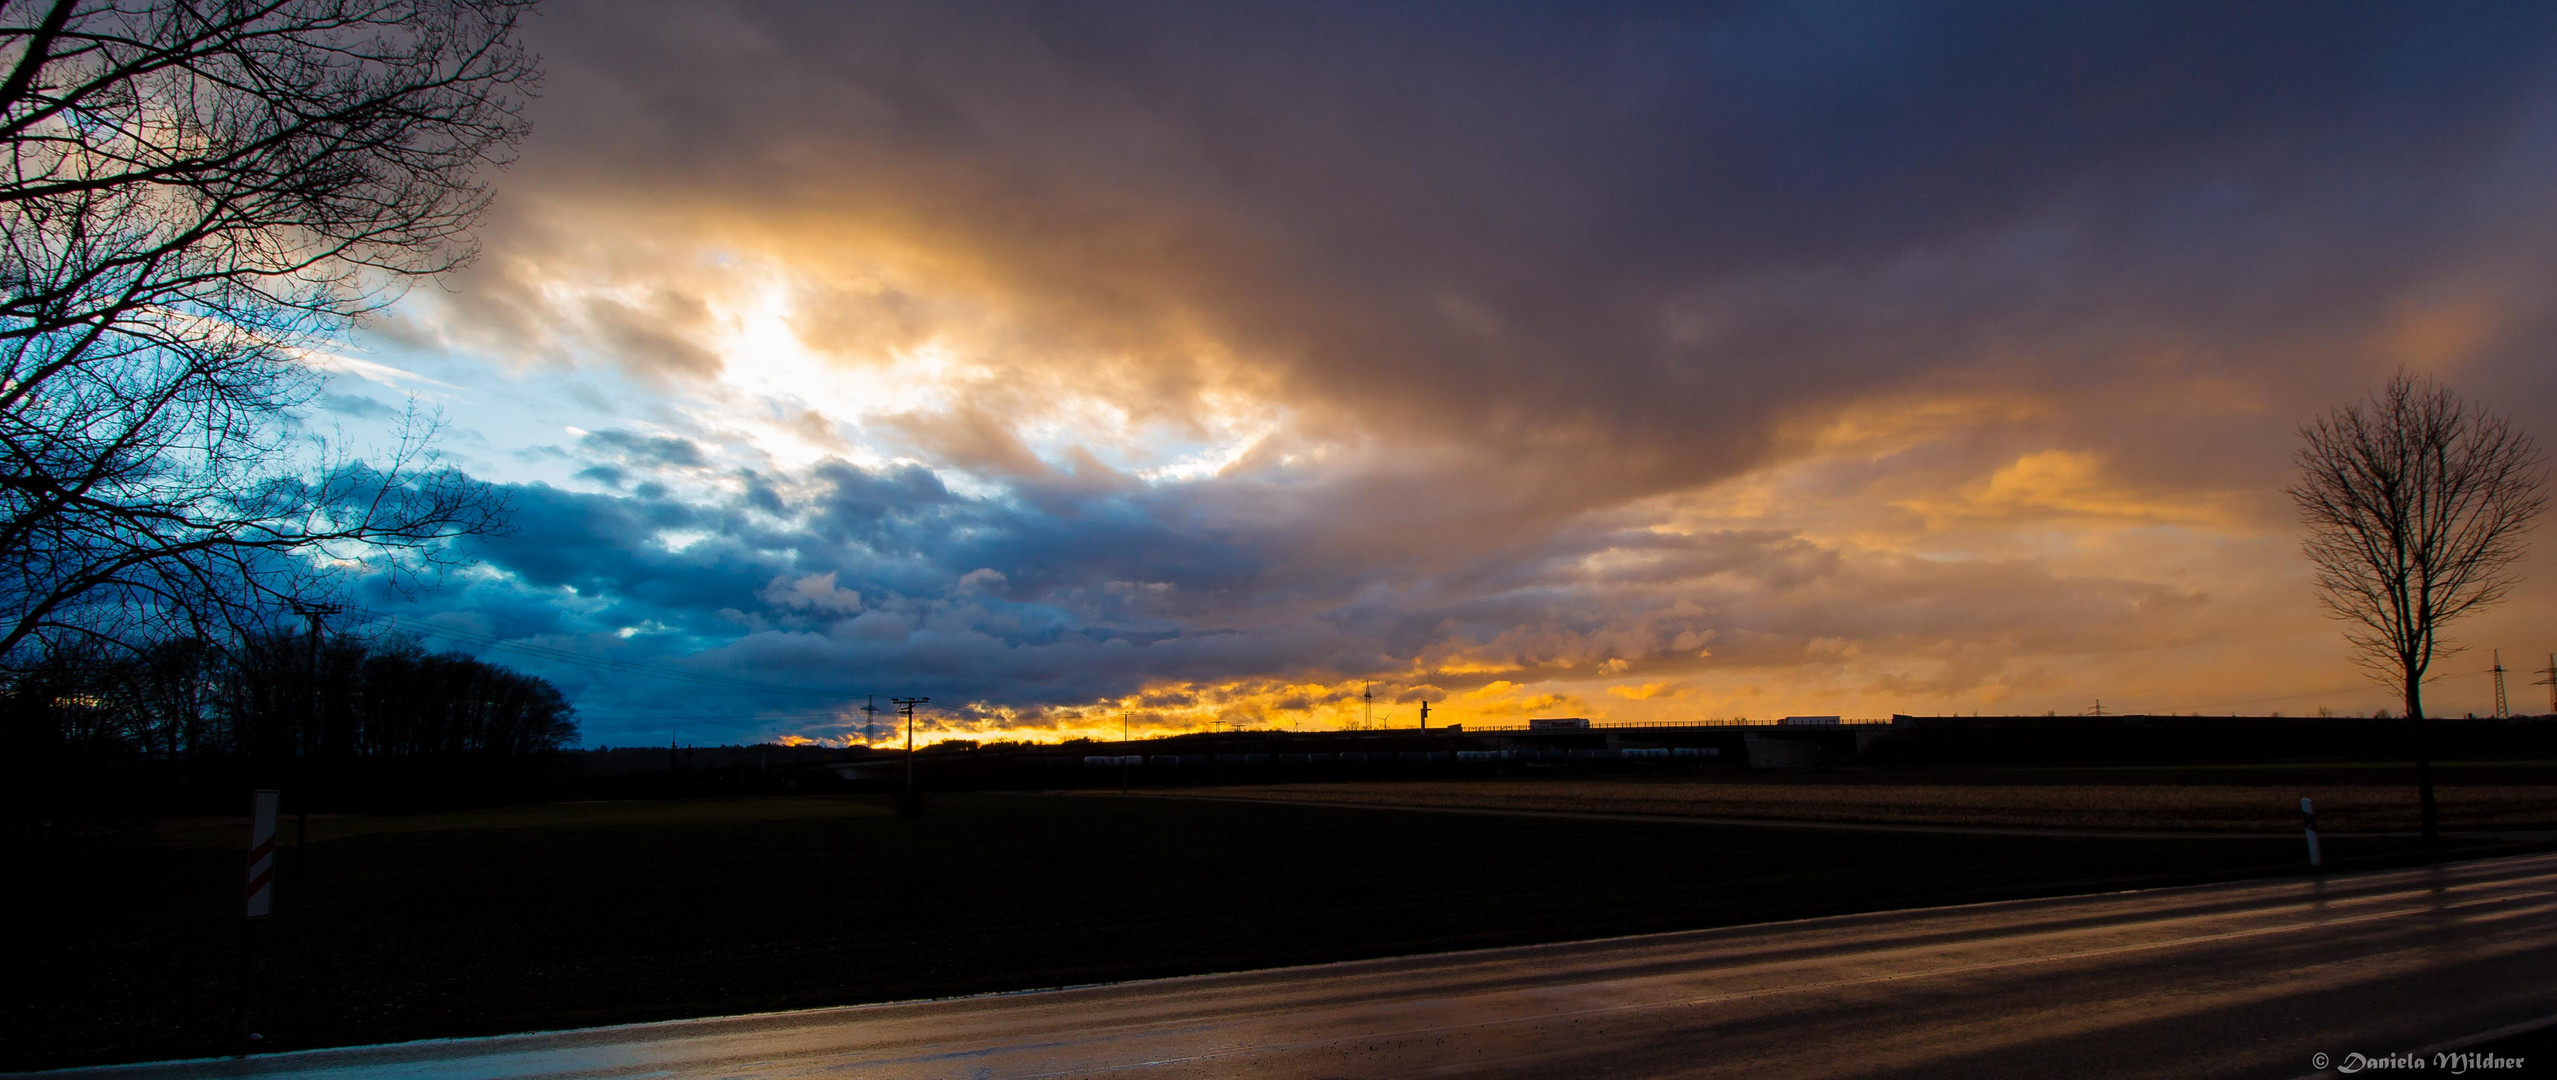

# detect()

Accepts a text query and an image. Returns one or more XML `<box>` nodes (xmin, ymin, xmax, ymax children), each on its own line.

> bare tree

<box><xmin>0</xmin><ymin>1</ymin><xmax>537</xmax><ymax>665</ymax></box>
<box><xmin>2291</xmin><ymin>372</ymin><xmax>2547</xmax><ymax>841</ymax></box>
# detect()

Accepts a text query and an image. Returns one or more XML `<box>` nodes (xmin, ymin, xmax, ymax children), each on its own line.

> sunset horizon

<box><xmin>295</xmin><ymin>2</ymin><xmax>2557</xmax><ymax>746</ymax></box>
<box><xmin>14</xmin><ymin>5</ymin><xmax>2557</xmax><ymax>1075</ymax></box>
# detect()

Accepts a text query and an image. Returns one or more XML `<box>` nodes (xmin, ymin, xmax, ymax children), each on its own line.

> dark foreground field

<box><xmin>7</xmin><ymin>792</ymin><xmax>2532</xmax><ymax>1070</ymax></box>
<box><xmin>1200</xmin><ymin>760</ymin><xmax>2557</xmax><ymax>831</ymax></box>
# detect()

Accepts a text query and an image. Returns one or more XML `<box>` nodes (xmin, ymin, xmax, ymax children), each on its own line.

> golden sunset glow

<box><xmin>317</xmin><ymin>2</ymin><xmax>2557</xmax><ymax>746</ymax></box>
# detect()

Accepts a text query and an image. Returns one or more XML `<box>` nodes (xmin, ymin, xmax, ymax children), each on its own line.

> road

<box><xmin>41</xmin><ymin>852</ymin><xmax>2557</xmax><ymax>1080</ymax></box>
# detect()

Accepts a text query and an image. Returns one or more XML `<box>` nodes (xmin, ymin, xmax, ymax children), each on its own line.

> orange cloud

<box><xmin>1895</xmin><ymin>450</ymin><xmax>2240</xmax><ymax>528</ymax></box>
<box><xmin>2384</xmin><ymin>298</ymin><xmax>2499</xmax><ymax>374</ymax></box>
<box><xmin>360</xmin><ymin>5</ymin><xmax>2557</xmax><ymax>747</ymax></box>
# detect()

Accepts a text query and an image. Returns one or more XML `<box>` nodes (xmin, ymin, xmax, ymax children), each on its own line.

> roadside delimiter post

<box><xmin>240</xmin><ymin>789</ymin><xmax>279</xmax><ymax>1047</ymax></box>
<box><xmin>2300</xmin><ymin>797</ymin><xmax>2322</xmax><ymax>869</ymax></box>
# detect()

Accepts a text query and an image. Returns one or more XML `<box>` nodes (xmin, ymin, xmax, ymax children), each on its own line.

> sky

<box><xmin>315</xmin><ymin>1</ymin><xmax>2557</xmax><ymax>746</ymax></box>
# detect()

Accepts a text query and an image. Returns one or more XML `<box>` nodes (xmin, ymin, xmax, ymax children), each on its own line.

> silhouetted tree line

<box><xmin>0</xmin><ymin>0</ymin><xmax>540</xmax><ymax>844</ymax></box>
<box><xmin>8</xmin><ymin>632</ymin><xmax>574</xmax><ymax>763</ymax></box>
<box><xmin>5</xmin><ymin>631</ymin><xmax>574</xmax><ymax>840</ymax></box>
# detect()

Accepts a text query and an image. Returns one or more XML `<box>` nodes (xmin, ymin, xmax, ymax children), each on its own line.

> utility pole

<box><xmin>892</xmin><ymin>697</ymin><xmax>929</xmax><ymax>805</ymax></box>
<box><xmin>287</xmin><ymin>602</ymin><xmax>336</xmax><ymax>875</ymax></box>
<box><xmin>861</xmin><ymin>695</ymin><xmax>879</xmax><ymax>744</ymax></box>
<box><xmin>2491</xmin><ymin>651</ymin><xmax>2510</xmax><ymax>719</ymax></box>
<box><xmin>2535</xmin><ymin>654</ymin><xmax>2557</xmax><ymax>716</ymax></box>
<box><xmin>293</xmin><ymin>603</ymin><xmax>336</xmax><ymax>748</ymax></box>
<box><xmin>1419</xmin><ymin>700</ymin><xmax>1430</xmax><ymax>733</ymax></box>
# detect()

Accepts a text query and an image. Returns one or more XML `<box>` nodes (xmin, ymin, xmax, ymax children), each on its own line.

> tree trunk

<box><xmin>2405</xmin><ymin>669</ymin><xmax>2438</xmax><ymax>844</ymax></box>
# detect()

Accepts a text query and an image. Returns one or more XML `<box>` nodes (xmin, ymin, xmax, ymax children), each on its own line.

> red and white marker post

<box><xmin>246</xmin><ymin>789</ymin><xmax>279</xmax><ymax>918</ymax></box>
<box><xmin>239</xmin><ymin>789</ymin><xmax>279</xmax><ymax>1048</ymax></box>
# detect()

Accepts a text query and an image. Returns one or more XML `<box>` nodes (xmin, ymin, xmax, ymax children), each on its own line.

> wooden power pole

<box><xmin>891</xmin><ymin>697</ymin><xmax>929</xmax><ymax>805</ymax></box>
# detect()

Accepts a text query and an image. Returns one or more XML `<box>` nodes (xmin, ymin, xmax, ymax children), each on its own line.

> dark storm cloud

<box><xmin>362</xmin><ymin>2</ymin><xmax>2557</xmax><ymax>735</ymax></box>
<box><xmin>377</xmin><ymin>458</ymin><xmax>1290</xmax><ymax>736</ymax></box>
<box><xmin>367</xmin><ymin>444</ymin><xmax>2224</xmax><ymax>742</ymax></box>
<box><xmin>493</xmin><ymin>0</ymin><xmax>2557</xmax><ymax>500</ymax></box>
<box><xmin>579</xmin><ymin>428</ymin><xmax>709</xmax><ymax>468</ymax></box>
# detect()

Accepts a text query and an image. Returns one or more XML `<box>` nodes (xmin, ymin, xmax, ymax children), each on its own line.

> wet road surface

<box><xmin>41</xmin><ymin>852</ymin><xmax>2557</xmax><ymax>1079</ymax></box>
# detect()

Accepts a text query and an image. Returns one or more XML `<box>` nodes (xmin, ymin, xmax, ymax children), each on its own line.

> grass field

<box><xmin>1198</xmin><ymin>762</ymin><xmax>2557</xmax><ymax>831</ymax></box>
<box><xmin>9</xmin><ymin>790</ymin><xmax>2536</xmax><ymax>1070</ymax></box>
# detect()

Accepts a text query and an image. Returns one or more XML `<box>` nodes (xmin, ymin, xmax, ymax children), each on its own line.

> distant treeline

<box><xmin>9</xmin><ymin>632</ymin><xmax>574</xmax><ymax>763</ymax></box>
<box><xmin>4</xmin><ymin>632</ymin><xmax>575</xmax><ymax>833</ymax></box>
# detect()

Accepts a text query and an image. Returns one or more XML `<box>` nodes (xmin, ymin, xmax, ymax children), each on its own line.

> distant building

<box><xmin>1778</xmin><ymin>715</ymin><xmax>1842</xmax><ymax>726</ymax></box>
<box><xmin>1527</xmin><ymin>717</ymin><xmax>1592</xmax><ymax>731</ymax></box>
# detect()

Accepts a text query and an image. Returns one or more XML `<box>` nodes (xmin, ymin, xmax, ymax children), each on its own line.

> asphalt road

<box><xmin>41</xmin><ymin>852</ymin><xmax>2557</xmax><ymax>1080</ymax></box>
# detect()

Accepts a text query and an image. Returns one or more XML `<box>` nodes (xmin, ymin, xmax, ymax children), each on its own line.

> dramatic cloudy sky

<box><xmin>321</xmin><ymin>1</ymin><xmax>2557</xmax><ymax>745</ymax></box>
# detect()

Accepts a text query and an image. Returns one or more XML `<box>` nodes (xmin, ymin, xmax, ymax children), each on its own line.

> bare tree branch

<box><xmin>0</xmin><ymin>0</ymin><xmax>534</xmax><ymax>668</ymax></box>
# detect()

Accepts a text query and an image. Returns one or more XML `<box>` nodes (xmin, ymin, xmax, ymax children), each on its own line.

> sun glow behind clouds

<box><xmin>399</xmin><ymin>217</ymin><xmax>2476</xmax><ymax>739</ymax></box>
<box><xmin>704</xmin><ymin>275</ymin><xmax>965</xmax><ymax>470</ymax></box>
<box><xmin>349</xmin><ymin>0</ymin><xmax>2557</xmax><ymax>747</ymax></box>
<box><xmin>549</xmin><ymin>246</ymin><xmax>1297</xmax><ymax>490</ymax></box>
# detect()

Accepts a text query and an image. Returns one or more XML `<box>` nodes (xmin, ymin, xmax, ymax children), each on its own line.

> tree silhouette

<box><xmin>0</xmin><ymin>0</ymin><xmax>537</xmax><ymax>666</ymax></box>
<box><xmin>2291</xmin><ymin>372</ymin><xmax>2547</xmax><ymax>841</ymax></box>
